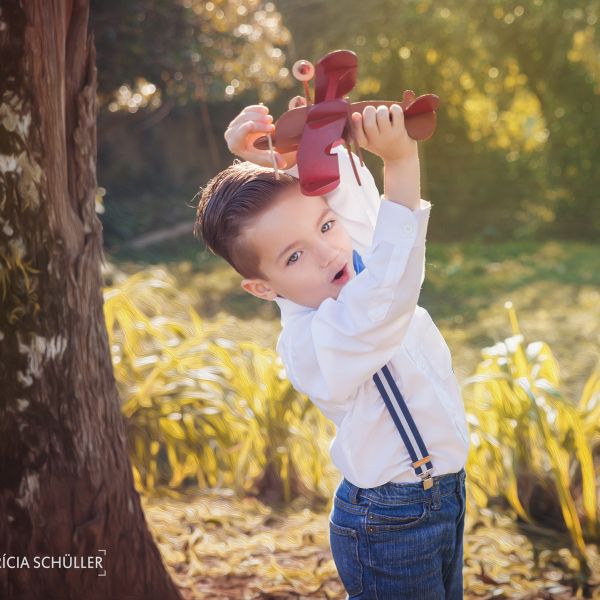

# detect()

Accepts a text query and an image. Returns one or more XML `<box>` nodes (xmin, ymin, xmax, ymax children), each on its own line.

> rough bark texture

<box><xmin>0</xmin><ymin>2</ymin><xmax>182</xmax><ymax>598</ymax></box>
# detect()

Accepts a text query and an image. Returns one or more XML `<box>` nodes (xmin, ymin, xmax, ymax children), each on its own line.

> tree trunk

<box><xmin>0</xmin><ymin>2</ymin><xmax>182</xmax><ymax>598</ymax></box>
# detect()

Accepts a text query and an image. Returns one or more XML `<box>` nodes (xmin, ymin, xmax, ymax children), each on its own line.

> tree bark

<box><xmin>0</xmin><ymin>2</ymin><xmax>182</xmax><ymax>598</ymax></box>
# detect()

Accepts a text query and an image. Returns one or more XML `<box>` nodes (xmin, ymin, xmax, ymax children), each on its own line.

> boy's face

<box><xmin>241</xmin><ymin>185</ymin><xmax>355</xmax><ymax>308</ymax></box>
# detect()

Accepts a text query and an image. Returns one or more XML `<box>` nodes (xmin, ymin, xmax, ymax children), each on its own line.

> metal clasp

<box><xmin>418</xmin><ymin>470</ymin><xmax>434</xmax><ymax>490</ymax></box>
<box><xmin>412</xmin><ymin>456</ymin><xmax>434</xmax><ymax>490</ymax></box>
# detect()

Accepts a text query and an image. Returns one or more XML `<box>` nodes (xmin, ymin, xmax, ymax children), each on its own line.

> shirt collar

<box><xmin>273</xmin><ymin>296</ymin><xmax>314</xmax><ymax>325</ymax></box>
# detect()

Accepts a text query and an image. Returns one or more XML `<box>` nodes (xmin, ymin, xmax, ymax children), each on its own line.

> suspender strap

<box><xmin>372</xmin><ymin>365</ymin><xmax>434</xmax><ymax>489</ymax></box>
<box><xmin>353</xmin><ymin>249</ymin><xmax>434</xmax><ymax>490</ymax></box>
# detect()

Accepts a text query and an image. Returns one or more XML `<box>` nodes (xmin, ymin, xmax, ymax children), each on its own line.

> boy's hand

<box><xmin>224</xmin><ymin>104</ymin><xmax>280</xmax><ymax>166</ymax></box>
<box><xmin>350</xmin><ymin>104</ymin><xmax>418</xmax><ymax>164</ymax></box>
<box><xmin>352</xmin><ymin>104</ymin><xmax>421</xmax><ymax>210</ymax></box>
<box><xmin>224</xmin><ymin>97</ymin><xmax>306</xmax><ymax>169</ymax></box>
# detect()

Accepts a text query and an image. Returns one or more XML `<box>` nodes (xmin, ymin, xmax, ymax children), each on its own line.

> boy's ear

<box><xmin>240</xmin><ymin>278</ymin><xmax>278</xmax><ymax>301</ymax></box>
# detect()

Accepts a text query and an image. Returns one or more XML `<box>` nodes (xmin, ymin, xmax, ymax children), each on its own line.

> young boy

<box><xmin>195</xmin><ymin>101</ymin><xmax>469</xmax><ymax>599</ymax></box>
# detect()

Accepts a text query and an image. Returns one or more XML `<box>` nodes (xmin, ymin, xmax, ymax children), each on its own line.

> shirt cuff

<box><xmin>282</xmin><ymin>164</ymin><xmax>299</xmax><ymax>178</ymax></box>
<box><xmin>372</xmin><ymin>196</ymin><xmax>431</xmax><ymax>250</ymax></box>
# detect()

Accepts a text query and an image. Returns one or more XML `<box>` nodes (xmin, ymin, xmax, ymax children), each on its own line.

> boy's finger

<box><xmin>243</xmin><ymin>104</ymin><xmax>269</xmax><ymax>114</ymax></box>
<box><xmin>375</xmin><ymin>105</ymin><xmax>392</xmax><ymax>133</ymax></box>
<box><xmin>389</xmin><ymin>104</ymin><xmax>404</xmax><ymax>130</ymax></box>
<box><xmin>226</xmin><ymin>121</ymin><xmax>274</xmax><ymax>143</ymax></box>
<box><xmin>229</xmin><ymin>111</ymin><xmax>272</xmax><ymax>129</ymax></box>
<box><xmin>242</xmin><ymin>109</ymin><xmax>272</xmax><ymax>121</ymax></box>
<box><xmin>225</xmin><ymin>121</ymin><xmax>274</xmax><ymax>151</ymax></box>
<box><xmin>244</xmin><ymin>149</ymin><xmax>286</xmax><ymax>169</ymax></box>
<box><xmin>242</xmin><ymin>120</ymin><xmax>275</xmax><ymax>133</ymax></box>
<box><xmin>226</xmin><ymin>117</ymin><xmax>272</xmax><ymax>141</ymax></box>
<box><xmin>243</xmin><ymin>111</ymin><xmax>273</xmax><ymax>125</ymax></box>
<box><xmin>361</xmin><ymin>105</ymin><xmax>378</xmax><ymax>141</ymax></box>
<box><xmin>351</xmin><ymin>112</ymin><xmax>369</xmax><ymax>148</ymax></box>
<box><xmin>288</xmin><ymin>95</ymin><xmax>307</xmax><ymax>109</ymax></box>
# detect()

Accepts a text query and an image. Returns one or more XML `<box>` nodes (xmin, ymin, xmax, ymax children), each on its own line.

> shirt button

<box><xmin>403</xmin><ymin>223</ymin><xmax>414</xmax><ymax>234</ymax></box>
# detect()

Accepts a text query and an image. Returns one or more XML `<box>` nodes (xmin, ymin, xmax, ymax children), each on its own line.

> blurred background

<box><xmin>92</xmin><ymin>1</ymin><xmax>600</xmax><ymax>598</ymax></box>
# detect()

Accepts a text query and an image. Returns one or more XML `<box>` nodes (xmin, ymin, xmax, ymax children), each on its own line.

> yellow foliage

<box><xmin>568</xmin><ymin>26</ymin><xmax>600</xmax><ymax>93</ymax></box>
<box><xmin>463</xmin><ymin>302</ymin><xmax>600</xmax><ymax>572</ymax></box>
<box><xmin>440</xmin><ymin>53</ymin><xmax>548</xmax><ymax>154</ymax></box>
<box><xmin>104</xmin><ymin>267</ymin><xmax>599</xmax><ymax>574</ymax></box>
<box><xmin>104</xmin><ymin>268</ymin><xmax>338</xmax><ymax>502</ymax></box>
<box><xmin>426</xmin><ymin>48</ymin><xmax>438</xmax><ymax>64</ymax></box>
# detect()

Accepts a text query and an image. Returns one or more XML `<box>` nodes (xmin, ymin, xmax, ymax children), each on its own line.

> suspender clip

<box><xmin>418</xmin><ymin>470</ymin><xmax>434</xmax><ymax>490</ymax></box>
<box><xmin>412</xmin><ymin>456</ymin><xmax>434</xmax><ymax>489</ymax></box>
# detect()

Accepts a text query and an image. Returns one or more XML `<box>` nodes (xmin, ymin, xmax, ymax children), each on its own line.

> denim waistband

<box><xmin>340</xmin><ymin>468</ymin><xmax>466</xmax><ymax>505</ymax></box>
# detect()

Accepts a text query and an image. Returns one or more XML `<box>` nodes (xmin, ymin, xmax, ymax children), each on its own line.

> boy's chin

<box><xmin>318</xmin><ymin>287</ymin><xmax>345</xmax><ymax>305</ymax></box>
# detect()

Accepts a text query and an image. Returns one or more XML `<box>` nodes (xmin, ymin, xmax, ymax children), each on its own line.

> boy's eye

<box><xmin>287</xmin><ymin>251</ymin><xmax>301</xmax><ymax>265</ymax></box>
<box><xmin>285</xmin><ymin>219</ymin><xmax>334</xmax><ymax>265</ymax></box>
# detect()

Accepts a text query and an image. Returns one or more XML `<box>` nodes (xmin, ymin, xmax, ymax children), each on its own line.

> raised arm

<box><xmin>278</xmin><ymin>104</ymin><xmax>427</xmax><ymax>412</ymax></box>
<box><xmin>278</xmin><ymin>195</ymin><xmax>430</xmax><ymax>412</ymax></box>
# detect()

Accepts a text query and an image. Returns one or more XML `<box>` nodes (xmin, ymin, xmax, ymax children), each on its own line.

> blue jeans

<box><xmin>329</xmin><ymin>468</ymin><xmax>467</xmax><ymax>599</ymax></box>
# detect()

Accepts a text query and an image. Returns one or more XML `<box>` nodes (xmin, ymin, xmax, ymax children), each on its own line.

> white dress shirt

<box><xmin>275</xmin><ymin>145</ymin><xmax>469</xmax><ymax>488</ymax></box>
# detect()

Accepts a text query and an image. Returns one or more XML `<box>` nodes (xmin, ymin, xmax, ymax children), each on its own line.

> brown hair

<box><xmin>194</xmin><ymin>160</ymin><xmax>299</xmax><ymax>279</ymax></box>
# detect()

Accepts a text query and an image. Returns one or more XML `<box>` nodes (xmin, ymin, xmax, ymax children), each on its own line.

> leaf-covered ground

<box><xmin>143</xmin><ymin>490</ymin><xmax>600</xmax><ymax>599</ymax></box>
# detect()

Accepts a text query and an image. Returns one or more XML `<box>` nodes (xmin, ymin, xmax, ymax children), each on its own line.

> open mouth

<box><xmin>332</xmin><ymin>264</ymin><xmax>348</xmax><ymax>283</ymax></box>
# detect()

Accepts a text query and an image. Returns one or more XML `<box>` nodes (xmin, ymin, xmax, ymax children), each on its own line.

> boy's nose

<box><xmin>317</xmin><ymin>243</ymin><xmax>339</xmax><ymax>268</ymax></box>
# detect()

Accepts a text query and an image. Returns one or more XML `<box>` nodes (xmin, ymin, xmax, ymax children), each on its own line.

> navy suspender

<box><xmin>352</xmin><ymin>250</ymin><xmax>434</xmax><ymax>489</ymax></box>
<box><xmin>373</xmin><ymin>366</ymin><xmax>434</xmax><ymax>489</ymax></box>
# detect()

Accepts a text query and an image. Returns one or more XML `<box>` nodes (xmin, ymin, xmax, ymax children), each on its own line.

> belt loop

<box><xmin>431</xmin><ymin>478</ymin><xmax>441</xmax><ymax>510</ymax></box>
<box><xmin>456</xmin><ymin>468</ymin><xmax>466</xmax><ymax>493</ymax></box>
<box><xmin>347</xmin><ymin>481</ymin><xmax>361</xmax><ymax>504</ymax></box>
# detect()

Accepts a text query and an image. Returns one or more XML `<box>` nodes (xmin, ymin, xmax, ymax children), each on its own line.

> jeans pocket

<box><xmin>366</xmin><ymin>499</ymin><xmax>430</xmax><ymax>534</ymax></box>
<box><xmin>329</xmin><ymin>520</ymin><xmax>363</xmax><ymax>597</ymax></box>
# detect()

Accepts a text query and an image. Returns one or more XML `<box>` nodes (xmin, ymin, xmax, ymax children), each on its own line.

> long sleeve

<box><xmin>277</xmin><ymin>197</ymin><xmax>431</xmax><ymax>412</ymax></box>
<box><xmin>282</xmin><ymin>144</ymin><xmax>381</xmax><ymax>255</ymax></box>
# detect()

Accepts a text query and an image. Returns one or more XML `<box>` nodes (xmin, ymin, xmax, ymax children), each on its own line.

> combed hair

<box><xmin>194</xmin><ymin>161</ymin><xmax>299</xmax><ymax>279</ymax></box>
